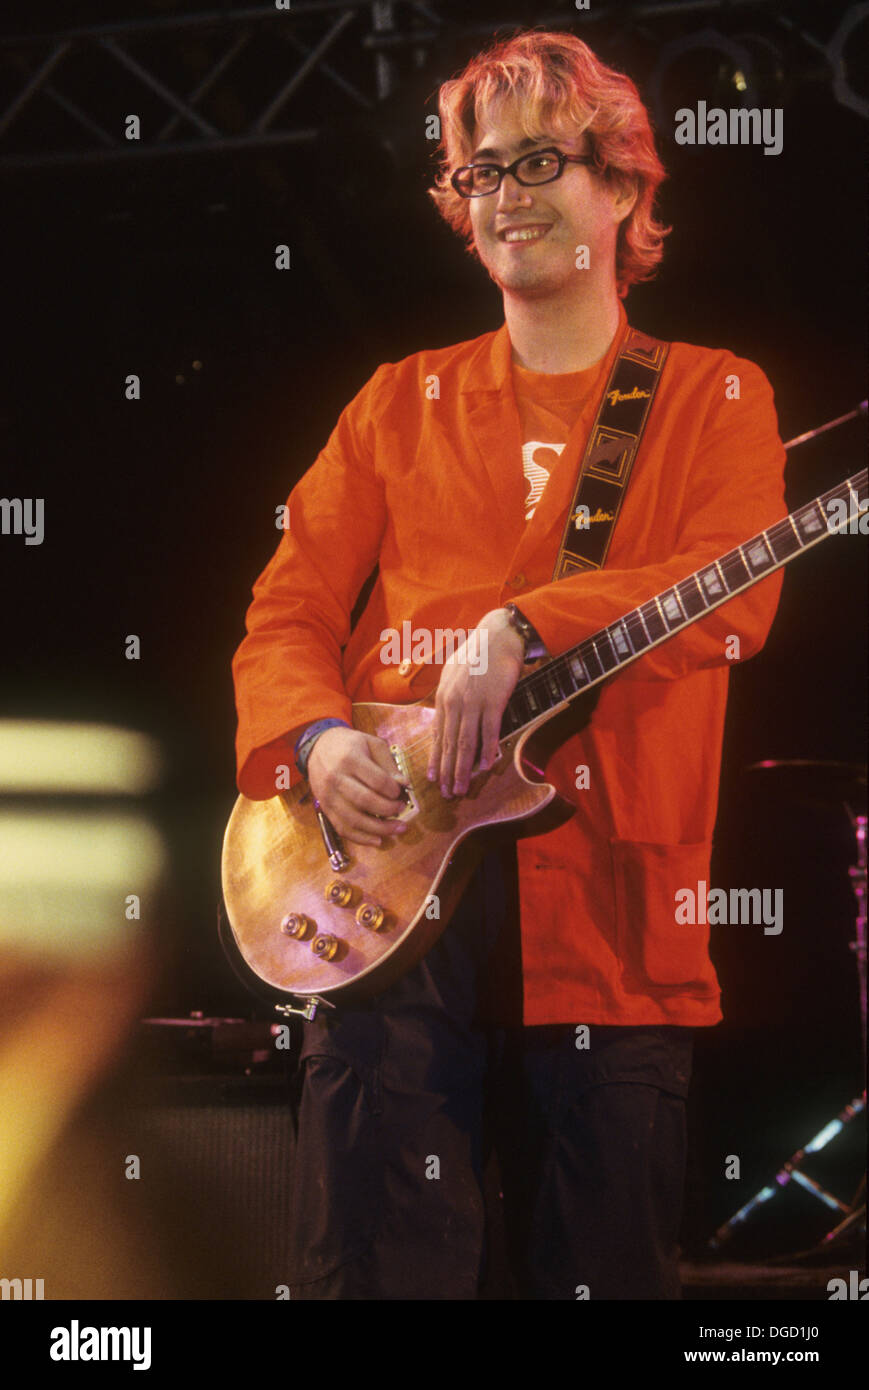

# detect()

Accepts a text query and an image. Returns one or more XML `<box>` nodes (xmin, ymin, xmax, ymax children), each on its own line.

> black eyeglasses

<box><xmin>450</xmin><ymin>147</ymin><xmax>595</xmax><ymax>198</ymax></box>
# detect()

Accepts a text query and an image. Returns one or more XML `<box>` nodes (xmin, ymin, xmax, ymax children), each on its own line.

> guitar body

<box><xmin>220</xmin><ymin>698</ymin><xmax>582</xmax><ymax>1006</ymax></box>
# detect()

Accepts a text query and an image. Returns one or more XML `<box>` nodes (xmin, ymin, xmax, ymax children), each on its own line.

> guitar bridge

<box><xmin>390</xmin><ymin>744</ymin><xmax>419</xmax><ymax>822</ymax></box>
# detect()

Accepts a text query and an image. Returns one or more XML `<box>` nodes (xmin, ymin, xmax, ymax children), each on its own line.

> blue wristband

<box><xmin>293</xmin><ymin>718</ymin><xmax>351</xmax><ymax>779</ymax></box>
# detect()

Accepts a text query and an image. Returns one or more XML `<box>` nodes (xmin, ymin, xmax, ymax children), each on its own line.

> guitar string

<box><xmin>386</xmin><ymin>480</ymin><xmax>867</xmax><ymax>777</ymax></box>
<box><xmin>384</xmin><ymin>480</ymin><xmax>867</xmax><ymax>774</ymax></box>
<box><xmin>307</xmin><ymin>478</ymin><xmax>865</xmax><ymax>783</ymax></box>
<box><xmin>380</xmin><ymin>481</ymin><xmax>868</xmax><ymax>778</ymax></box>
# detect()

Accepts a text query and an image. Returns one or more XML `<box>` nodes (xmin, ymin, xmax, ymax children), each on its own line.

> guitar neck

<box><xmin>501</xmin><ymin>467</ymin><xmax>868</xmax><ymax>739</ymax></box>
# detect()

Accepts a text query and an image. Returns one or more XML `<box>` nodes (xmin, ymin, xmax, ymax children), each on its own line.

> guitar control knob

<box><xmin>281</xmin><ymin>913</ymin><xmax>314</xmax><ymax>940</ymax></box>
<box><xmin>356</xmin><ymin>902</ymin><xmax>386</xmax><ymax>932</ymax></box>
<box><xmin>311</xmin><ymin>933</ymin><xmax>340</xmax><ymax>960</ymax></box>
<box><xmin>324</xmin><ymin>879</ymin><xmax>355</xmax><ymax>907</ymax></box>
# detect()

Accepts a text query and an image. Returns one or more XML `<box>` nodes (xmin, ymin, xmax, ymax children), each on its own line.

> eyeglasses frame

<box><xmin>450</xmin><ymin>146</ymin><xmax>596</xmax><ymax>199</ymax></box>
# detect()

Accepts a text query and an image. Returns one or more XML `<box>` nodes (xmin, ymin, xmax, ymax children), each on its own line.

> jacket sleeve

<box><xmin>517</xmin><ymin>359</ymin><xmax>788</xmax><ymax>680</ymax></box>
<box><xmin>232</xmin><ymin>367</ymin><xmax>388</xmax><ymax>798</ymax></box>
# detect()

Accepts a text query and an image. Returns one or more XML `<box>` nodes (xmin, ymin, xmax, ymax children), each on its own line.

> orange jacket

<box><xmin>232</xmin><ymin>308</ymin><xmax>786</xmax><ymax>1026</ymax></box>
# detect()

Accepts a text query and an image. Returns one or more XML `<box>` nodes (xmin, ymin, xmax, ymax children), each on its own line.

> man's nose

<box><xmin>495</xmin><ymin>174</ymin><xmax>533</xmax><ymax>210</ymax></box>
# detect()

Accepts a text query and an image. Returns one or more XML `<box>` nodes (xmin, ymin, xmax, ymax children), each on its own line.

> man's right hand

<box><xmin>306</xmin><ymin>726</ymin><xmax>408</xmax><ymax>847</ymax></box>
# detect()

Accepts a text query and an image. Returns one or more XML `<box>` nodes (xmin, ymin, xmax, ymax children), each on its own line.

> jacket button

<box><xmin>511</xmin><ymin>572</ymin><xmax>526</xmax><ymax>588</ymax></box>
<box><xmin>397</xmin><ymin>659</ymin><xmax>412</xmax><ymax>677</ymax></box>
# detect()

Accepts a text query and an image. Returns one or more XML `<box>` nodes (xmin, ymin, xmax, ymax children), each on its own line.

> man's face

<box><xmin>466</xmin><ymin>99</ymin><xmax>634</xmax><ymax>300</ymax></box>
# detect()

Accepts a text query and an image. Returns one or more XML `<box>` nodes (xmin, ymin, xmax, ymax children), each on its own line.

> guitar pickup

<box><xmin>390</xmin><ymin>744</ymin><xmax>419</xmax><ymax>822</ymax></box>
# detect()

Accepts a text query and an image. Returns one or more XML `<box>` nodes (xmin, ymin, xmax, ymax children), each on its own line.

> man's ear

<box><xmin>610</xmin><ymin>175</ymin><xmax>638</xmax><ymax>225</ymax></box>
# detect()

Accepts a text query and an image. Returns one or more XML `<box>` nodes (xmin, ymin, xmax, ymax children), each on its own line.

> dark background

<box><xmin>1</xmin><ymin>0</ymin><xmax>866</xmax><ymax>1256</ymax></box>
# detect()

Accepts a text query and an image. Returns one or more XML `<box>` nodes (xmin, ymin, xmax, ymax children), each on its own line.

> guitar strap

<box><xmin>552</xmin><ymin>325</ymin><xmax>669</xmax><ymax>580</ymax></box>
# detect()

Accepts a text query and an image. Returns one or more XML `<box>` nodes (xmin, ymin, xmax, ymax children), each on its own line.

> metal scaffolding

<box><xmin>0</xmin><ymin>3</ymin><xmax>412</xmax><ymax>170</ymax></box>
<box><xmin>0</xmin><ymin>1</ymin><xmax>865</xmax><ymax>173</ymax></box>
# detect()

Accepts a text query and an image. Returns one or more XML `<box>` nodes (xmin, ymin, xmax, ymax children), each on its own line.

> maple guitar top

<box><xmin>220</xmin><ymin>700</ymin><xmax>560</xmax><ymax>1008</ymax></box>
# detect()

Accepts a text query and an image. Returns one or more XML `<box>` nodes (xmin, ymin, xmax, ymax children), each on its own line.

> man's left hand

<box><xmin>427</xmin><ymin>608</ymin><xmax>525</xmax><ymax>797</ymax></box>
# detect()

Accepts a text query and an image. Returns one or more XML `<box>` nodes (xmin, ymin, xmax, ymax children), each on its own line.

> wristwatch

<box><xmin>503</xmin><ymin>602</ymin><xmax>548</xmax><ymax>663</ymax></box>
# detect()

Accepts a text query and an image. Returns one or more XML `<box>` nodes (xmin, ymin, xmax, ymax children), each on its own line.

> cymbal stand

<box><xmin>846</xmin><ymin>807</ymin><xmax>866</xmax><ymax>1072</ymax></box>
<box><xmin>709</xmin><ymin>803</ymin><xmax>868</xmax><ymax>1252</ymax></box>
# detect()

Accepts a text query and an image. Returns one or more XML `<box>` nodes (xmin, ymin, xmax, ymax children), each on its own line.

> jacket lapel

<box><xmin>460</xmin><ymin>326</ymin><xmax>528</xmax><ymax>543</ymax></box>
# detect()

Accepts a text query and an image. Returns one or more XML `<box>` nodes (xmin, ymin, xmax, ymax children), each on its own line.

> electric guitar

<box><xmin>220</xmin><ymin>469</ymin><xmax>867</xmax><ymax>1017</ymax></box>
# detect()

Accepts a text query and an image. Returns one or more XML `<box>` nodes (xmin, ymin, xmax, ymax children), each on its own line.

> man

<box><xmin>231</xmin><ymin>29</ymin><xmax>786</xmax><ymax>1299</ymax></box>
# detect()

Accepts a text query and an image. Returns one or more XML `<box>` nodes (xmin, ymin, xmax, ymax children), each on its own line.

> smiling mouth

<box><xmin>499</xmin><ymin>224</ymin><xmax>552</xmax><ymax>243</ymax></box>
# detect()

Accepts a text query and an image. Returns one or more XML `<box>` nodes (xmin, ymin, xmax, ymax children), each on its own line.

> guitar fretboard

<box><xmin>501</xmin><ymin>468</ymin><xmax>868</xmax><ymax>739</ymax></box>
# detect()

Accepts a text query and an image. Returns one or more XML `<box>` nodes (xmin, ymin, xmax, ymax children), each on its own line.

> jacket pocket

<box><xmin>610</xmin><ymin>837</ymin><xmax>713</xmax><ymax>989</ymax></box>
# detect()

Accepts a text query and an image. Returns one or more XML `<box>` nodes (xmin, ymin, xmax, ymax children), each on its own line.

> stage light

<box><xmin>828</xmin><ymin>2</ymin><xmax>869</xmax><ymax>117</ymax></box>
<box><xmin>0</xmin><ymin>722</ymin><xmax>168</xmax><ymax>961</ymax></box>
<box><xmin>0</xmin><ymin>809</ymin><xmax>167</xmax><ymax>959</ymax></box>
<box><xmin>0</xmin><ymin>721</ymin><xmax>165</xmax><ymax>795</ymax></box>
<box><xmin>649</xmin><ymin>27</ymin><xmax>786</xmax><ymax>142</ymax></box>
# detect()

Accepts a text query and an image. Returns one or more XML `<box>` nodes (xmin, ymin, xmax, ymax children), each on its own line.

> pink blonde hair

<box><xmin>429</xmin><ymin>30</ymin><xmax>670</xmax><ymax>296</ymax></box>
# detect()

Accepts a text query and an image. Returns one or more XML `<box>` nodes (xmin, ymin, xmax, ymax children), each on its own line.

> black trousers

<box><xmin>286</xmin><ymin>852</ymin><xmax>693</xmax><ymax>1300</ymax></box>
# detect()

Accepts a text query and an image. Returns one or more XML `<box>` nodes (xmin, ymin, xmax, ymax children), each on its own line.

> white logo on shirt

<box><xmin>522</xmin><ymin>440</ymin><xmax>565</xmax><ymax>519</ymax></box>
